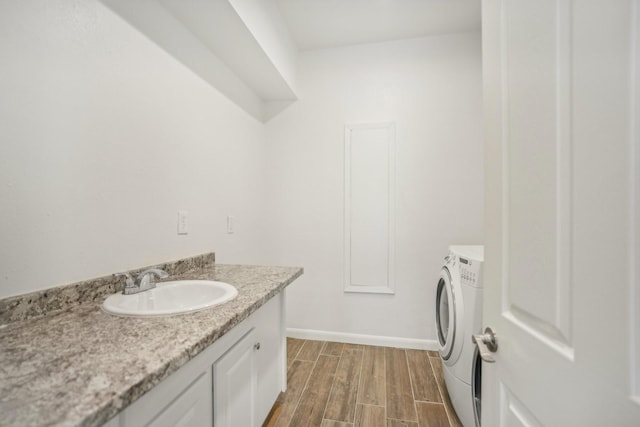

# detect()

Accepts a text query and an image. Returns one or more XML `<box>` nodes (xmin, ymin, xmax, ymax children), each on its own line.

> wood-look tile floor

<box><xmin>264</xmin><ymin>338</ymin><xmax>463</xmax><ymax>427</ymax></box>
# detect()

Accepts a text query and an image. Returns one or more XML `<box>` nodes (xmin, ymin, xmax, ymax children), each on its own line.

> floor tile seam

<box><xmin>335</xmin><ymin>347</ymin><xmax>365</xmax><ymax>423</ymax></box>
<box><xmin>357</xmin><ymin>403</ymin><xmax>386</xmax><ymax>409</ymax></box>
<box><xmin>298</xmin><ymin>339</ymin><xmax>327</xmax><ymax>363</ymax></box>
<box><xmin>281</xmin><ymin>360</ymin><xmax>316</xmax><ymax>405</ymax></box>
<box><xmin>355</xmin><ymin>403</ymin><xmax>388</xmax><ymax>427</ymax></box>
<box><xmin>410</xmin><ymin>351</ymin><xmax>443</xmax><ymax>404</ymax></box>
<box><xmin>286</xmin><ymin>355</ymin><xmax>322</xmax><ymax>427</ymax></box>
<box><xmin>427</xmin><ymin>355</ymin><xmax>453</xmax><ymax>427</ymax></box>
<box><xmin>292</xmin><ymin>340</ymin><xmax>311</xmax><ymax>362</ymax></box>
<box><xmin>309</xmin><ymin>353</ymin><xmax>341</xmax><ymax>360</ymax></box>
<box><xmin>414</xmin><ymin>400</ymin><xmax>446</xmax><ymax>406</ymax></box>
<box><xmin>354</xmin><ymin>346</ymin><xmax>367</xmax><ymax>407</ymax></box>
<box><xmin>322</xmin><ymin>415</ymin><xmax>352</xmax><ymax>423</ymax></box>
<box><xmin>356</xmin><ymin>345</ymin><xmax>387</xmax><ymax>408</ymax></box>
<box><xmin>336</xmin><ymin>343</ymin><xmax>345</xmax><ymax>358</ymax></box>
<box><xmin>321</xmin><ymin>342</ymin><xmax>346</xmax><ymax>358</ymax></box>
<box><xmin>291</xmin><ymin>339</ymin><xmax>305</xmax><ymax>361</ymax></box>
<box><xmin>383</xmin><ymin>346</ymin><xmax>389</xmax><ymax>414</ymax></box>
<box><xmin>311</xmin><ymin>340</ymin><xmax>323</xmax><ymax>363</ymax></box>
<box><xmin>386</xmin><ymin>347</ymin><xmax>418</xmax><ymax>422</ymax></box>
<box><xmin>320</xmin><ymin>341</ymin><xmax>331</xmax><ymax>357</ymax></box>
<box><xmin>405</xmin><ymin>349</ymin><xmax>419</xmax><ymax>402</ymax></box>
<box><xmin>322</xmin><ymin>422</ymin><xmax>355</xmax><ymax>427</ymax></box>
<box><xmin>322</xmin><ymin>353</ymin><xmax>346</xmax><ymax>423</ymax></box>
<box><xmin>387</xmin><ymin>416</ymin><xmax>420</xmax><ymax>424</ymax></box>
<box><xmin>403</xmin><ymin>348</ymin><xmax>420</xmax><ymax>423</ymax></box>
<box><xmin>319</xmin><ymin>353</ymin><xmax>342</xmax><ymax>426</ymax></box>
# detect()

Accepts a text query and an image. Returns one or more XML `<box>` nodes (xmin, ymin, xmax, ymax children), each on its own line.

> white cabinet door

<box><xmin>254</xmin><ymin>293</ymin><xmax>285</xmax><ymax>423</ymax></box>
<box><xmin>146</xmin><ymin>372</ymin><xmax>212</xmax><ymax>427</ymax></box>
<box><xmin>482</xmin><ymin>0</ymin><xmax>640</xmax><ymax>425</ymax></box>
<box><xmin>214</xmin><ymin>328</ymin><xmax>259</xmax><ymax>427</ymax></box>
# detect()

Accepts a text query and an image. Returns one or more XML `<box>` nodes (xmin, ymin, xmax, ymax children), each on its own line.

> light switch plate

<box><xmin>227</xmin><ymin>216</ymin><xmax>234</xmax><ymax>234</ymax></box>
<box><xmin>178</xmin><ymin>210</ymin><xmax>188</xmax><ymax>235</ymax></box>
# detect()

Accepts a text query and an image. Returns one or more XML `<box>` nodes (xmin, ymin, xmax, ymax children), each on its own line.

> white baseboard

<box><xmin>286</xmin><ymin>328</ymin><xmax>439</xmax><ymax>351</ymax></box>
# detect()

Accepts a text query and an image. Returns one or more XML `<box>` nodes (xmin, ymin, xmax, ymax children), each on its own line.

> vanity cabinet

<box><xmin>110</xmin><ymin>292</ymin><xmax>285</xmax><ymax>427</ymax></box>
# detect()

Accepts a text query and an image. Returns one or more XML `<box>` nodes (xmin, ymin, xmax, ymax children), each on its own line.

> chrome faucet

<box><xmin>114</xmin><ymin>268</ymin><xmax>169</xmax><ymax>295</ymax></box>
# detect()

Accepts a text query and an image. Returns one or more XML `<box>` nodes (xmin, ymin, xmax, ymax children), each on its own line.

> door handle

<box><xmin>472</xmin><ymin>327</ymin><xmax>498</xmax><ymax>363</ymax></box>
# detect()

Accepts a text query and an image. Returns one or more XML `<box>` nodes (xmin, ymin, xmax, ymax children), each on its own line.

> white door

<box><xmin>482</xmin><ymin>0</ymin><xmax>640</xmax><ymax>425</ymax></box>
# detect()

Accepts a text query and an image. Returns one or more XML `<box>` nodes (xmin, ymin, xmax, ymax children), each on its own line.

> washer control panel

<box><xmin>459</xmin><ymin>256</ymin><xmax>482</xmax><ymax>287</ymax></box>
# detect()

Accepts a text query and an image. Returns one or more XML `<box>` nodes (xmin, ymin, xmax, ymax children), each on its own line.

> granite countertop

<box><xmin>0</xmin><ymin>258</ymin><xmax>302</xmax><ymax>427</ymax></box>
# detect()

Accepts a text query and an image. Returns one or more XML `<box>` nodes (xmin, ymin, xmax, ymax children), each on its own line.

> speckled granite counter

<box><xmin>0</xmin><ymin>255</ymin><xmax>302</xmax><ymax>427</ymax></box>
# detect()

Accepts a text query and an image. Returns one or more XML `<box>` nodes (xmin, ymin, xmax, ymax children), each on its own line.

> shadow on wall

<box><xmin>100</xmin><ymin>0</ymin><xmax>297</xmax><ymax>122</ymax></box>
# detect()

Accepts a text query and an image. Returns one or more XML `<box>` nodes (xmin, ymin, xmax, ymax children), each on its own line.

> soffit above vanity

<box><xmin>101</xmin><ymin>0</ymin><xmax>298</xmax><ymax>123</ymax></box>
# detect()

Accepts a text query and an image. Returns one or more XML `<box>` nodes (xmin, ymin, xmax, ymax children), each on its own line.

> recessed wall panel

<box><xmin>502</xmin><ymin>0</ymin><xmax>573</xmax><ymax>349</ymax></box>
<box><xmin>344</xmin><ymin>123</ymin><xmax>395</xmax><ymax>294</ymax></box>
<box><xmin>500</xmin><ymin>383</ymin><xmax>544</xmax><ymax>427</ymax></box>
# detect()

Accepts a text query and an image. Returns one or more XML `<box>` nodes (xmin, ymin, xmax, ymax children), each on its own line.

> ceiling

<box><xmin>275</xmin><ymin>0</ymin><xmax>481</xmax><ymax>51</ymax></box>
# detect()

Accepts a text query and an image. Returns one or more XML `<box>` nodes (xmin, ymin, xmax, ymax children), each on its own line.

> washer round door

<box><xmin>436</xmin><ymin>267</ymin><xmax>456</xmax><ymax>360</ymax></box>
<box><xmin>471</xmin><ymin>346</ymin><xmax>482</xmax><ymax>426</ymax></box>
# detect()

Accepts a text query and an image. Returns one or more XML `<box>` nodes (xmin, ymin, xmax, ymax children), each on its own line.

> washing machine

<box><xmin>435</xmin><ymin>245</ymin><xmax>484</xmax><ymax>427</ymax></box>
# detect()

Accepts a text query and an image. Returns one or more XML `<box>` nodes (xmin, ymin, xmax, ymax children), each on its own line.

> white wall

<box><xmin>0</xmin><ymin>2</ymin><xmax>484</xmax><ymax>346</ymax></box>
<box><xmin>265</xmin><ymin>33</ymin><xmax>483</xmax><ymax>344</ymax></box>
<box><xmin>0</xmin><ymin>0</ymin><xmax>268</xmax><ymax>299</ymax></box>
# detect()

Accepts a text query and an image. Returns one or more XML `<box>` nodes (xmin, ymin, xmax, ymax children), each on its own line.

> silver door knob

<box><xmin>472</xmin><ymin>327</ymin><xmax>498</xmax><ymax>363</ymax></box>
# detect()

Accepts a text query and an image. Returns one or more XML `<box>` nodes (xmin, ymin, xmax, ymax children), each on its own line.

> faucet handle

<box><xmin>113</xmin><ymin>272</ymin><xmax>135</xmax><ymax>289</ymax></box>
<box><xmin>137</xmin><ymin>268</ymin><xmax>169</xmax><ymax>291</ymax></box>
<box><xmin>137</xmin><ymin>268</ymin><xmax>169</xmax><ymax>281</ymax></box>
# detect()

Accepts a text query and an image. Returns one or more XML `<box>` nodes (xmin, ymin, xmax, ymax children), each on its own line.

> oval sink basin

<box><xmin>102</xmin><ymin>280</ymin><xmax>238</xmax><ymax>317</ymax></box>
